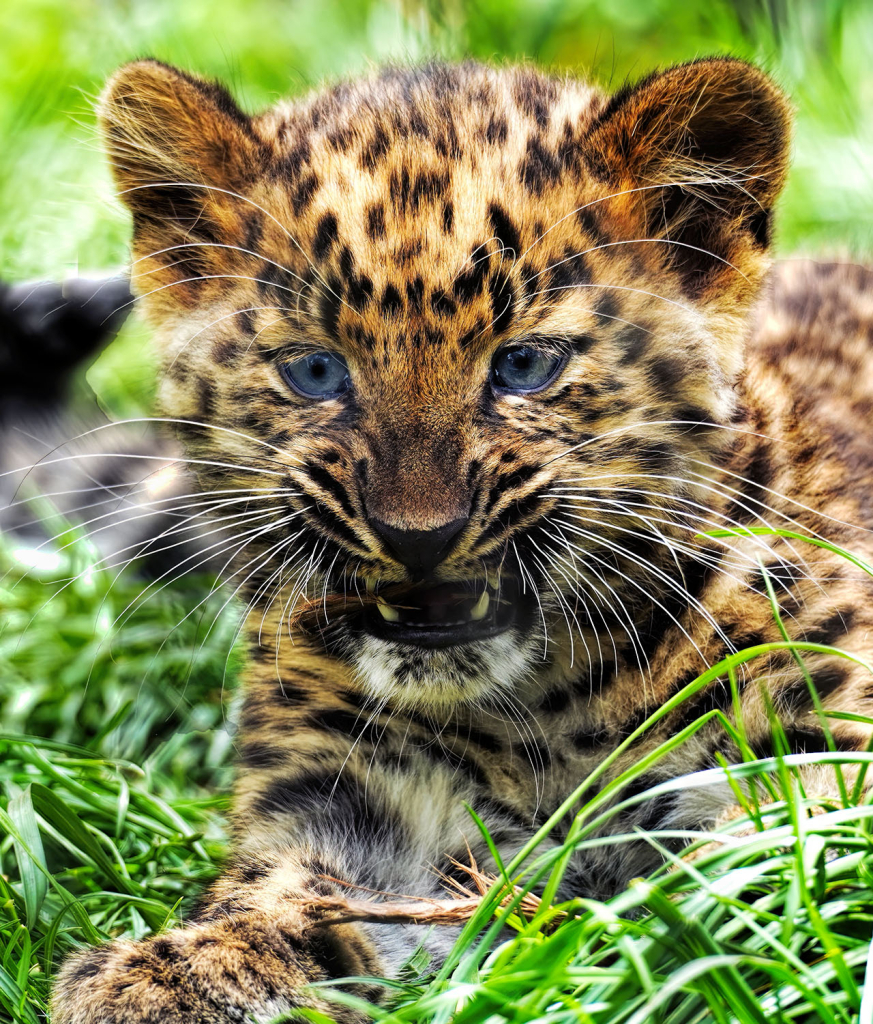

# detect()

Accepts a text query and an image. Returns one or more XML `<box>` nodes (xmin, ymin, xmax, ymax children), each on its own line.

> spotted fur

<box><xmin>53</xmin><ymin>57</ymin><xmax>873</xmax><ymax>1023</ymax></box>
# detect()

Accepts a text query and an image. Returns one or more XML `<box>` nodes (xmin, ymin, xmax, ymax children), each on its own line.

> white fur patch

<box><xmin>351</xmin><ymin>629</ymin><xmax>535</xmax><ymax>709</ymax></box>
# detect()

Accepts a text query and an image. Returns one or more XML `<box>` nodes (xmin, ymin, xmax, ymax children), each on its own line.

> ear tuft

<box><xmin>586</xmin><ymin>58</ymin><xmax>792</xmax><ymax>293</ymax></box>
<box><xmin>99</xmin><ymin>60</ymin><xmax>259</xmax><ymax>249</ymax></box>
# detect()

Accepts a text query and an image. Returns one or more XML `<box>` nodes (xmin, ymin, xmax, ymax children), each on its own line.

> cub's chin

<box><xmin>287</xmin><ymin>574</ymin><xmax>547</xmax><ymax>707</ymax></box>
<box><xmin>331</xmin><ymin>575</ymin><xmax>539</xmax><ymax>707</ymax></box>
<box><xmin>350</xmin><ymin>629</ymin><xmax>538</xmax><ymax>709</ymax></box>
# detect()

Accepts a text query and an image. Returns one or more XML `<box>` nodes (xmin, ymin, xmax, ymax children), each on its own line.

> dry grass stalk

<box><xmin>297</xmin><ymin>854</ymin><xmax>563</xmax><ymax>931</ymax></box>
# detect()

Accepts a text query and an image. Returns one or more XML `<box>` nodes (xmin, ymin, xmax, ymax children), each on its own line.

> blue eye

<box><xmin>491</xmin><ymin>346</ymin><xmax>564</xmax><ymax>393</ymax></box>
<box><xmin>280</xmin><ymin>351</ymin><xmax>351</xmax><ymax>398</ymax></box>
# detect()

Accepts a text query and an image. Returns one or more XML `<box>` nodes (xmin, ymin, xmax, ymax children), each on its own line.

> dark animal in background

<box><xmin>0</xmin><ymin>275</ymin><xmax>132</xmax><ymax>417</ymax></box>
<box><xmin>0</xmin><ymin>275</ymin><xmax>212</xmax><ymax>576</ymax></box>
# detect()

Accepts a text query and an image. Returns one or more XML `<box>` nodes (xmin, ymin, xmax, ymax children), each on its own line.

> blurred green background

<box><xmin>2</xmin><ymin>0</ymin><xmax>871</xmax><ymax>413</ymax></box>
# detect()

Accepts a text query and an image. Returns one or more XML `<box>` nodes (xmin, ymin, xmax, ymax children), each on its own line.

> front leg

<box><xmin>52</xmin><ymin>688</ymin><xmax>493</xmax><ymax>1024</ymax></box>
<box><xmin>53</xmin><ymin>850</ymin><xmax>384</xmax><ymax>1024</ymax></box>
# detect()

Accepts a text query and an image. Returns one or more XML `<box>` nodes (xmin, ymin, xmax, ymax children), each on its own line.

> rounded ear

<box><xmin>99</xmin><ymin>60</ymin><xmax>260</xmax><ymax>254</ymax></box>
<box><xmin>586</xmin><ymin>59</ymin><xmax>792</xmax><ymax>294</ymax></box>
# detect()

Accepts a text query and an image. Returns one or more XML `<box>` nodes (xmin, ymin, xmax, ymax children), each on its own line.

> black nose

<box><xmin>371</xmin><ymin>517</ymin><xmax>467</xmax><ymax>574</ymax></box>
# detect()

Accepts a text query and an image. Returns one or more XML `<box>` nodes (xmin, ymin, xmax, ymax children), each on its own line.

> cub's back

<box><xmin>746</xmin><ymin>260</ymin><xmax>873</xmax><ymax>532</ymax></box>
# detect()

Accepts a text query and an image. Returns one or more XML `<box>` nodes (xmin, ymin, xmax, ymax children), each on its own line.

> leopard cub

<box><xmin>53</xmin><ymin>55</ymin><xmax>873</xmax><ymax>1023</ymax></box>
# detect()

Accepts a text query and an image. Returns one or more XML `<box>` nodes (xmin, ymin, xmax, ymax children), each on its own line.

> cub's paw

<box><xmin>51</xmin><ymin>913</ymin><xmax>368</xmax><ymax>1024</ymax></box>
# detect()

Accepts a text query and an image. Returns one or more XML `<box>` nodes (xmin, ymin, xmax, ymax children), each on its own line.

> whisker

<box><xmin>118</xmin><ymin>180</ymin><xmax>359</xmax><ymax>323</ymax></box>
<box><xmin>544</xmin><ymin>521</ymin><xmax>652</xmax><ymax>685</ymax></box>
<box><xmin>686</xmin><ymin>458</ymin><xmax>873</xmax><ymax>541</ymax></box>
<box><xmin>549</xmin><ymin>449</ymin><xmax>845</xmax><ymax>599</ymax></box>
<box><xmin>164</xmin><ymin>304</ymin><xmax>293</xmax><ymax>372</ymax></box>
<box><xmin>483</xmin><ymin>688</ymin><xmax>551</xmax><ymax>814</ymax></box>
<box><xmin>548</xmin><ymin>471</ymin><xmax>828</xmax><ymax>589</ymax></box>
<box><xmin>140</xmin><ymin>525</ymin><xmax>310</xmax><ymax>694</ymax></box>
<box><xmin>255</xmin><ymin>541</ymin><xmax>311</xmax><ymax>646</ymax></box>
<box><xmin>530</xmin><ymin>236</ymin><xmax>749</xmax><ymax>287</ymax></box>
<box><xmin>547</xmin><ymin>498</ymin><xmax>767</xmax><ymax>577</ymax></box>
<box><xmin>517</xmin><ymin>176</ymin><xmax>760</xmax><ymax>262</ymax></box>
<box><xmin>511</xmin><ymin>539</ymin><xmax>550</xmax><ymax>659</ymax></box>
<box><xmin>26</xmin><ymin>487</ymin><xmax>295</xmax><ymax>562</ymax></box>
<box><xmin>336</xmin><ymin>692</ymin><xmax>394</xmax><ymax>803</ymax></box>
<box><xmin>526</xmin><ymin>540</ymin><xmax>587</xmax><ymax>670</ymax></box>
<box><xmin>132</xmin><ymin>242</ymin><xmax>309</xmax><ymax>287</ymax></box>
<box><xmin>70</xmin><ymin>508</ymin><xmax>302</xmax><ymax>700</ymax></box>
<box><xmin>2</xmin><ymin>450</ymin><xmax>284</xmax><ymax>489</ymax></box>
<box><xmin>549</xmin><ymin>511</ymin><xmax>804</xmax><ymax>628</ymax></box>
<box><xmin>529</xmin><ymin>280</ymin><xmax>699</xmax><ymax>317</ymax></box>
<box><xmin>550</xmin><ymin>519</ymin><xmax>730</xmax><ymax>666</ymax></box>
<box><xmin>276</xmin><ymin>541</ymin><xmax>328</xmax><ymax>649</ymax></box>
<box><xmin>98</xmin><ymin>504</ymin><xmax>290</xmax><ymax>578</ymax></box>
<box><xmin>105</xmin><ymin>509</ymin><xmax>304</xmax><ymax>636</ymax></box>
<box><xmin>3</xmin><ymin>498</ymin><xmax>288</xmax><ymax>659</ymax></box>
<box><xmin>0</xmin><ymin>475</ymin><xmax>253</xmax><ymax>516</ymax></box>
<box><xmin>200</xmin><ymin>531</ymin><xmax>310</xmax><ymax>660</ymax></box>
<box><xmin>105</xmin><ymin>272</ymin><xmax>308</xmax><ymax>320</ymax></box>
<box><xmin>543</xmin><ymin>417</ymin><xmax>811</xmax><ymax>475</ymax></box>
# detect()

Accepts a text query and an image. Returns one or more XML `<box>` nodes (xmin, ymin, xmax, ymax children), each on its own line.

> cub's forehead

<box><xmin>253</xmin><ymin>65</ymin><xmax>606</xmax><ymax>271</ymax></box>
<box><xmin>103</xmin><ymin>55</ymin><xmax>790</xmax><ymax>386</ymax></box>
<box><xmin>242</xmin><ymin>65</ymin><xmax>609</xmax><ymax>352</ymax></box>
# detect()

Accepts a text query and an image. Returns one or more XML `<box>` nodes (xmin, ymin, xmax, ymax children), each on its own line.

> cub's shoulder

<box><xmin>750</xmin><ymin>259</ymin><xmax>873</xmax><ymax>374</ymax></box>
<box><xmin>744</xmin><ymin>259</ymin><xmax>873</xmax><ymax>506</ymax></box>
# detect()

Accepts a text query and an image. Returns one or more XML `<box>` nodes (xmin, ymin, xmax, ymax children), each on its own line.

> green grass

<box><xmin>4</xmin><ymin>521</ymin><xmax>873</xmax><ymax>1022</ymax></box>
<box><xmin>359</xmin><ymin>776</ymin><xmax>873</xmax><ymax>1024</ymax></box>
<box><xmin>0</xmin><ymin>530</ymin><xmax>233</xmax><ymax>1021</ymax></box>
<box><xmin>2</xmin><ymin>0</ymin><xmax>873</xmax><ymax>1021</ymax></box>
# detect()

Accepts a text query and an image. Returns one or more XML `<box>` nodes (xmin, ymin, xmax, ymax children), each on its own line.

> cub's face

<box><xmin>101</xmin><ymin>59</ymin><xmax>790</xmax><ymax>707</ymax></box>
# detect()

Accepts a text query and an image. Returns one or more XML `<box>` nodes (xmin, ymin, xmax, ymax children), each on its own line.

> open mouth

<box><xmin>359</xmin><ymin>576</ymin><xmax>522</xmax><ymax>649</ymax></box>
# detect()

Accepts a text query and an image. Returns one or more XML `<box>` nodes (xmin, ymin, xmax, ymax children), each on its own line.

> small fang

<box><xmin>366</xmin><ymin>577</ymin><xmax>376</xmax><ymax>593</ymax></box>
<box><xmin>470</xmin><ymin>589</ymin><xmax>490</xmax><ymax>621</ymax></box>
<box><xmin>376</xmin><ymin>595</ymin><xmax>400</xmax><ymax>622</ymax></box>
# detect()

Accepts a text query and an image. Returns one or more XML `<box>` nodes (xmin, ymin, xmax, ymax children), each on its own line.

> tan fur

<box><xmin>52</xmin><ymin>57</ymin><xmax>873</xmax><ymax>1023</ymax></box>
